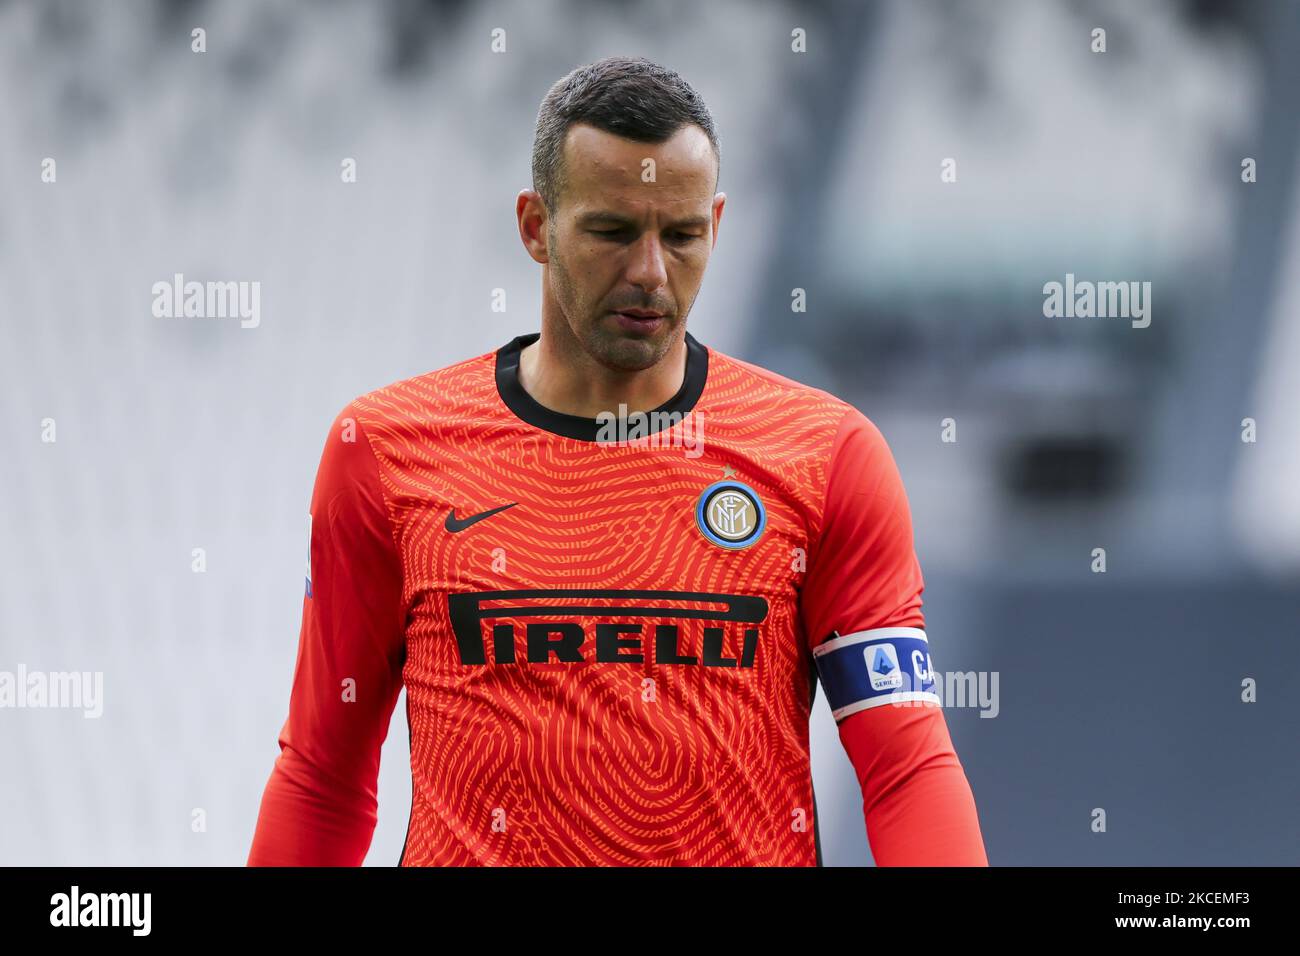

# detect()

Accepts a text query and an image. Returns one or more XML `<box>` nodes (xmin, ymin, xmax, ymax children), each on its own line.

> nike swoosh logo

<box><xmin>445</xmin><ymin>503</ymin><xmax>517</xmax><ymax>533</ymax></box>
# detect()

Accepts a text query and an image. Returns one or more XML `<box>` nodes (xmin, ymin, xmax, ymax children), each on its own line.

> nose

<box><xmin>624</xmin><ymin>232</ymin><xmax>668</xmax><ymax>294</ymax></box>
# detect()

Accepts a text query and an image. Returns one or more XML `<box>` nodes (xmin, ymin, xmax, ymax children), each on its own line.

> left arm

<box><xmin>801</xmin><ymin>407</ymin><xmax>987</xmax><ymax>866</ymax></box>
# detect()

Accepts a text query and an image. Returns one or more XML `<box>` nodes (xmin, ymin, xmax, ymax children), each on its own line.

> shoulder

<box><xmin>706</xmin><ymin>345</ymin><xmax>849</xmax><ymax>410</ymax></box>
<box><xmin>360</xmin><ymin>346</ymin><xmax>498</xmax><ymax>414</ymax></box>
<box><xmin>702</xmin><ymin>342</ymin><xmax>883</xmax><ymax>452</ymax></box>
<box><xmin>333</xmin><ymin>345</ymin><xmax>501</xmax><ymax>435</ymax></box>
<box><xmin>700</xmin><ymin>343</ymin><xmax>910</xmax><ymax>514</ymax></box>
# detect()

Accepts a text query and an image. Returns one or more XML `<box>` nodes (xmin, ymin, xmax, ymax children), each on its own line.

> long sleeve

<box><xmin>247</xmin><ymin>402</ymin><xmax>407</xmax><ymax>866</ymax></box>
<box><xmin>801</xmin><ymin>407</ymin><xmax>987</xmax><ymax>866</ymax></box>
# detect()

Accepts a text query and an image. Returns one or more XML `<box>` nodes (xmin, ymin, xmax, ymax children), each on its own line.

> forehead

<box><xmin>559</xmin><ymin>122</ymin><xmax>716</xmax><ymax>212</ymax></box>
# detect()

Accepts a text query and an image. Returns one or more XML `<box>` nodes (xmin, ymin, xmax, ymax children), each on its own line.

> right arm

<box><xmin>247</xmin><ymin>403</ymin><xmax>406</xmax><ymax>866</ymax></box>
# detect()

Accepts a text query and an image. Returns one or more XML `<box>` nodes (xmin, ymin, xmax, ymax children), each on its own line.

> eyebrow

<box><xmin>577</xmin><ymin>211</ymin><xmax>712</xmax><ymax>230</ymax></box>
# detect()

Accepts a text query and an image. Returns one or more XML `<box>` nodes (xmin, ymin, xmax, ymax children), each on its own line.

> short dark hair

<box><xmin>531</xmin><ymin>55</ymin><xmax>720</xmax><ymax>214</ymax></box>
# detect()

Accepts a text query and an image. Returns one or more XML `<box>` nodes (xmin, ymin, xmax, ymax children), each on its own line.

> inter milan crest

<box><xmin>695</xmin><ymin>479</ymin><xmax>766</xmax><ymax>550</ymax></box>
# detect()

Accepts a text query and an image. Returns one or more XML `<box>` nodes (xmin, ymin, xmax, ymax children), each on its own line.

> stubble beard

<box><xmin>549</xmin><ymin>248</ymin><xmax>680</xmax><ymax>373</ymax></box>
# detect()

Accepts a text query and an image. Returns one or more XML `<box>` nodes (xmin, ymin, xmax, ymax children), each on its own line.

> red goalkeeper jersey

<box><xmin>247</xmin><ymin>331</ymin><xmax>987</xmax><ymax>866</ymax></box>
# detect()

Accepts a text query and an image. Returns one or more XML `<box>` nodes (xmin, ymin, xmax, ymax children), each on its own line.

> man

<box><xmin>248</xmin><ymin>55</ymin><xmax>987</xmax><ymax>866</ymax></box>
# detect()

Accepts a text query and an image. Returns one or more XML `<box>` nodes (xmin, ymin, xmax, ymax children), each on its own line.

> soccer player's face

<box><xmin>547</xmin><ymin>123</ymin><xmax>723</xmax><ymax>371</ymax></box>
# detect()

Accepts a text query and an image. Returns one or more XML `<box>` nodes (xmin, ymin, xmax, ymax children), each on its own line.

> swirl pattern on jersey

<box><xmin>352</xmin><ymin>336</ymin><xmax>852</xmax><ymax>865</ymax></box>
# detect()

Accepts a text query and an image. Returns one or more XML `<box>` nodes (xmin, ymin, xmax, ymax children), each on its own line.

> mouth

<box><xmin>609</xmin><ymin>310</ymin><xmax>667</xmax><ymax>334</ymax></box>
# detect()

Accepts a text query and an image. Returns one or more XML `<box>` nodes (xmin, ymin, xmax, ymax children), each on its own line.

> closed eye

<box><xmin>588</xmin><ymin>228</ymin><xmax>702</xmax><ymax>244</ymax></box>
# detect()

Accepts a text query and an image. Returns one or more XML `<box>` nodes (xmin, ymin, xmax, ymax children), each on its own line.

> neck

<box><xmin>518</xmin><ymin>316</ymin><xmax>688</xmax><ymax>419</ymax></box>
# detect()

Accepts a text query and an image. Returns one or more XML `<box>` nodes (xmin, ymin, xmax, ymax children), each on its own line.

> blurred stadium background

<box><xmin>1</xmin><ymin>0</ymin><xmax>1297</xmax><ymax>865</ymax></box>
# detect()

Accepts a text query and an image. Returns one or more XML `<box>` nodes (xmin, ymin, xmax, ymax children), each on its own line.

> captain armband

<box><xmin>812</xmin><ymin>627</ymin><xmax>939</xmax><ymax>722</ymax></box>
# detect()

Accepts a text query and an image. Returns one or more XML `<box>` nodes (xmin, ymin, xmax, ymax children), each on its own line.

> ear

<box><xmin>517</xmin><ymin>189</ymin><xmax>550</xmax><ymax>264</ymax></box>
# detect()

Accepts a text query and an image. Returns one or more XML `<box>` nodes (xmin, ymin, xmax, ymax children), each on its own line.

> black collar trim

<box><xmin>494</xmin><ymin>331</ymin><xmax>708</xmax><ymax>441</ymax></box>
